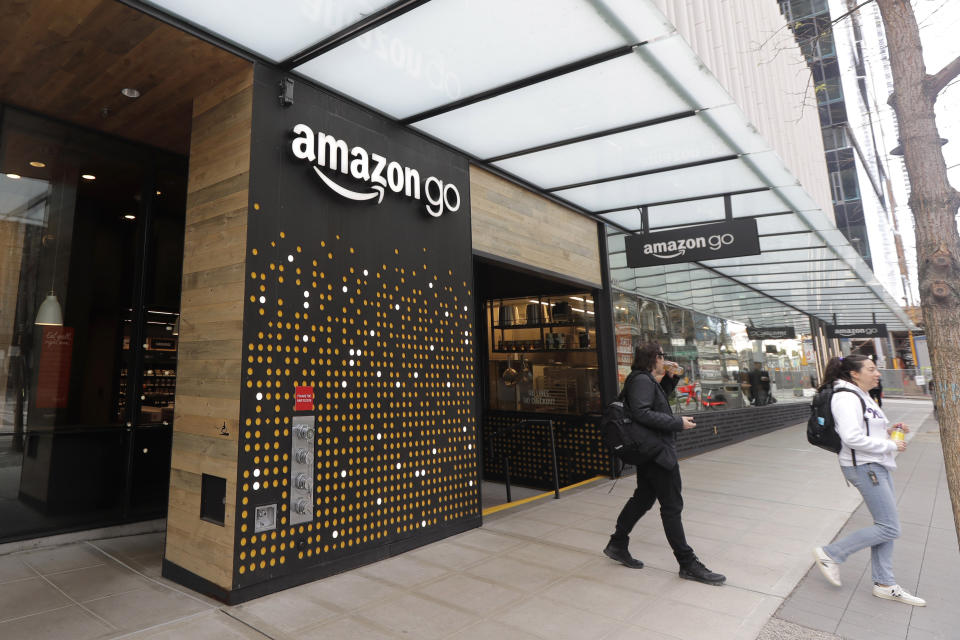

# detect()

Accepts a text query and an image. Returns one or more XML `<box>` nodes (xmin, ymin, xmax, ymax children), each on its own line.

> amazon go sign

<box><xmin>625</xmin><ymin>218</ymin><xmax>761</xmax><ymax>267</ymax></box>
<box><xmin>290</xmin><ymin>124</ymin><xmax>461</xmax><ymax>217</ymax></box>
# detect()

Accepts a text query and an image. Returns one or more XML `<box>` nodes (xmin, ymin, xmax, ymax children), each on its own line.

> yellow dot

<box><xmin>253</xmin><ymin>203</ymin><xmax>260</xmax><ymax>211</ymax></box>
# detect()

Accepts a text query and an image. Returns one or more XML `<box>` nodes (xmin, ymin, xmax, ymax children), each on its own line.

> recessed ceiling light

<box><xmin>5</xmin><ymin>173</ymin><xmax>21</xmax><ymax>179</ymax></box>
<box><xmin>155</xmin><ymin>190</ymin><xmax>162</xmax><ymax>195</ymax></box>
<box><xmin>81</xmin><ymin>174</ymin><xmax>96</xmax><ymax>180</ymax></box>
<box><xmin>121</xmin><ymin>87</ymin><xmax>141</xmax><ymax>98</ymax></box>
<box><xmin>123</xmin><ymin>214</ymin><xmax>136</xmax><ymax>220</ymax></box>
<box><xmin>29</xmin><ymin>161</ymin><xmax>46</xmax><ymax>168</ymax></box>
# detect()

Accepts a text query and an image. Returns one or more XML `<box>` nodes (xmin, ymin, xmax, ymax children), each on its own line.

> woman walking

<box><xmin>812</xmin><ymin>354</ymin><xmax>925</xmax><ymax>606</ymax></box>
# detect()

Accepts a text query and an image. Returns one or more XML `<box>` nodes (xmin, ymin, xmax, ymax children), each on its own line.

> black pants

<box><xmin>611</xmin><ymin>462</ymin><xmax>696</xmax><ymax>566</ymax></box>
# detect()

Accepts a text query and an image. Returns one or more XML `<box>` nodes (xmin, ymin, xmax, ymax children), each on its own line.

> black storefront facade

<box><xmin>0</xmin><ymin>4</ymin><xmax>821</xmax><ymax>603</ymax></box>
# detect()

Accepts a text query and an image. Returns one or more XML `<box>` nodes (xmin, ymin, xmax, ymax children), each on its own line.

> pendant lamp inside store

<box><xmin>35</xmin><ymin>292</ymin><xmax>63</xmax><ymax>326</ymax></box>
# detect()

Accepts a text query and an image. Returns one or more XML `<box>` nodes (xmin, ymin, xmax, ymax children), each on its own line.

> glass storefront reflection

<box><xmin>0</xmin><ymin>107</ymin><xmax>185</xmax><ymax>541</ymax></box>
<box><xmin>612</xmin><ymin>289</ymin><xmax>817</xmax><ymax>412</ymax></box>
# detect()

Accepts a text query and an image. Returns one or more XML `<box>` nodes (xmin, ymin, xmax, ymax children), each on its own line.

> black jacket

<box><xmin>622</xmin><ymin>370</ymin><xmax>683</xmax><ymax>469</ymax></box>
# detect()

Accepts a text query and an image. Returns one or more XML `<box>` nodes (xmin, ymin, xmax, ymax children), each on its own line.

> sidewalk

<box><xmin>0</xmin><ymin>399</ymin><xmax>951</xmax><ymax>640</ymax></box>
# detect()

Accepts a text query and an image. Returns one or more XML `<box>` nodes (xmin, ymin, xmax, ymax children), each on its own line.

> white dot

<box><xmin>464</xmin><ymin>330</ymin><xmax>470</xmax><ymax>336</ymax></box>
<box><xmin>463</xmin><ymin>305</ymin><xmax>467</xmax><ymax>311</ymax></box>
<box><xmin>349</xmin><ymin>348</ymin><xmax>355</xmax><ymax>356</ymax></box>
<box><xmin>341</xmin><ymin>380</ymin><xmax>347</xmax><ymax>388</ymax></box>
<box><xmin>259</xmin><ymin>296</ymin><xmax>266</xmax><ymax>304</ymax></box>
<box><xmin>287</xmin><ymin>254</ymin><xmax>294</xmax><ymax>262</ymax></box>
<box><xmin>356</xmin><ymin>349</ymin><xmax>362</xmax><ymax>356</ymax></box>
<box><xmin>256</xmin><ymin>392</ymin><xmax>263</xmax><ymax>401</ymax></box>
<box><xmin>332</xmin><ymin>530</ymin><xmax>338</xmax><ymax>539</ymax></box>
<box><xmin>414</xmin><ymin>470</ymin><xmax>420</xmax><ymax>477</ymax></box>
<box><xmin>302</xmin><ymin>335</ymin><xmax>309</xmax><ymax>342</ymax></box>
<box><xmin>349</xmin><ymin>359</ymin><xmax>355</xmax><ymax>366</ymax></box>
<box><xmin>377</xmin><ymin>497</ymin><xmax>382</xmax><ymax>505</ymax></box>
<box><xmin>468</xmin><ymin>444</ymin><xmax>473</xmax><ymax>450</ymax></box>
<box><xmin>446</xmin><ymin>381</ymin><xmax>451</xmax><ymax>388</ymax></box>
<box><xmin>469</xmin><ymin>480</ymin><xmax>474</xmax><ymax>487</ymax></box>
<box><xmin>370</xmin><ymin>330</ymin><xmax>375</xmax><ymax>336</ymax></box>
<box><xmin>377</xmin><ymin>433</ymin><xmax>382</xmax><ymax>440</ymax></box>
<box><xmin>396</xmin><ymin>462</ymin><xmax>402</xmax><ymax>469</ymax></box>
<box><xmin>363</xmin><ymin>269</ymin><xmax>368</xmax><ymax>276</ymax></box>
<box><xmin>429</xmin><ymin>345</ymin><xmax>434</xmax><ymax>351</ymax></box>
<box><xmin>420</xmin><ymin>468</ymin><xmax>426</xmax><ymax>476</ymax></box>
<box><xmin>462</xmin><ymin>426</ymin><xmax>467</xmax><ymax>432</ymax></box>
<box><xmin>421</xmin><ymin>520</ymin><xmax>426</xmax><ymax>527</ymax></box>
<box><xmin>429</xmin><ymin>282</ymin><xmax>433</xmax><ymax>288</ymax></box>
<box><xmin>253</xmin><ymin>481</ymin><xmax>260</xmax><ymax>490</ymax></box>
<box><xmin>304</xmin><ymin>291</ymin><xmax>309</xmax><ymax>298</ymax></box>
<box><xmin>253</xmin><ymin>469</ymin><xmax>260</xmax><ymax>477</ymax></box>
<box><xmin>376</xmin><ymin>371</ymin><xmax>382</xmax><ymax>378</ymax></box>
<box><xmin>340</xmin><ymin>470</ymin><xmax>347</xmax><ymax>478</ymax></box>
<box><xmin>432</xmin><ymin>448</ymin><xmax>437</xmax><ymax>455</ymax></box>
<box><xmin>413</xmin><ymin>372</ymin><xmax>419</xmax><ymax>379</ymax></box>
<box><xmin>395</xmin><ymin>381</ymin><xmax>401</xmax><ymax>388</ymax></box>
<box><xmin>342</xmin><ymin>285</ymin><xmax>348</xmax><ymax>293</ymax></box>
<box><xmin>303</xmin><ymin>301</ymin><xmax>309</xmax><ymax>309</ymax></box>
<box><xmin>444</xmin><ymin>311</ymin><xmax>449</xmax><ymax>317</ymax></box>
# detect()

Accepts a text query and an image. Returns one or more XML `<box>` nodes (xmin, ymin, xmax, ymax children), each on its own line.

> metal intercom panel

<box><xmin>290</xmin><ymin>415</ymin><xmax>314</xmax><ymax>525</ymax></box>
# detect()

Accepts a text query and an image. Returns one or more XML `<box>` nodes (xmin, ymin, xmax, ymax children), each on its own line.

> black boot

<box><xmin>603</xmin><ymin>541</ymin><xmax>644</xmax><ymax>569</ymax></box>
<box><xmin>679</xmin><ymin>558</ymin><xmax>725</xmax><ymax>585</ymax></box>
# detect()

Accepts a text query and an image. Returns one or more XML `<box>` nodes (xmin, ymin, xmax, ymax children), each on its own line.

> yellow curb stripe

<box><xmin>481</xmin><ymin>475</ymin><xmax>606</xmax><ymax>516</ymax></box>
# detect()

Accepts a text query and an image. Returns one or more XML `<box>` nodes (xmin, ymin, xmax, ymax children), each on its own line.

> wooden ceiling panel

<box><xmin>0</xmin><ymin>0</ymin><xmax>251</xmax><ymax>154</ymax></box>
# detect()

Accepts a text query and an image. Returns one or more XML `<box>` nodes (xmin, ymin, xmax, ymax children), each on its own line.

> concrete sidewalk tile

<box><xmin>299</xmin><ymin>615</ymin><xmax>400</xmax><ymax>640</ymax></box>
<box><xmin>906</xmin><ymin>628</ymin><xmax>949</xmax><ymax>640</ymax></box>
<box><xmin>44</xmin><ymin>561</ymin><xmax>153</xmax><ymax>603</ymax></box>
<box><xmin>123</xmin><ymin>609</ymin><xmax>276</xmax><ymax>639</ymax></box>
<box><xmin>356</xmin><ymin>552</ymin><xmax>451</xmax><ymax>588</ymax></box>
<box><xmin>406</xmin><ymin>540</ymin><xmax>493</xmax><ymax>570</ymax></box>
<box><xmin>294</xmin><ymin>570</ymin><xmax>401</xmax><ymax>611</ymax></box>
<box><xmin>578</xmin><ymin>562</ymin><xmax>682</xmax><ymax>597</ymax></box>
<box><xmin>17</xmin><ymin>544</ymin><xmax>106</xmax><ymax>575</ymax></box>
<box><xmin>450</xmin><ymin>528</ymin><xmax>525</xmax><ymax>554</ymax></box>
<box><xmin>603</xmin><ymin>624</ymin><xmax>686</xmax><ymax>640</ymax></box>
<box><xmin>540</xmin><ymin>575</ymin><xmax>654</xmax><ymax>620</ymax></box>
<box><xmin>0</xmin><ymin>576</ymin><xmax>72</xmax><ymax>622</ymax></box>
<box><xmin>835</xmin><ymin>619</ymin><xmax>910</xmax><ymax>640</ymax></box>
<box><xmin>84</xmin><ymin>581</ymin><xmax>211</xmax><ymax>633</ymax></box>
<box><xmin>539</xmin><ymin>525</ymin><xmax>606</xmax><ymax>553</ymax></box>
<box><xmin>0</xmin><ymin>604</ymin><xmax>113</xmax><ymax>640</ymax></box>
<box><xmin>229</xmin><ymin>587</ymin><xmax>340</xmax><ymax>635</ymax></box>
<box><xmin>666</xmin><ymin>580</ymin><xmax>777</xmax><ymax>619</ymax></box>
<box><xmin>481</xmin><ymin>513</ymin><xmax>562</xmax><ymax>538</ymax></box>
<box><xmin>356</xmin><ymin>593</ymin><xmax>479</xmax><ymax>640</ymax></box>
<box><xmin>494</xmin><ymin>595</ymin><xmax>620</xmax><ymax>640</ymax></box>
<box><xmin>503</xmin><ymin>540</ymin><xmax>594</xmax><ymax>572</ymax></box>
<box><xmin>445</xmin><ymin>619</ymin><xmax>543</xmax><ymax>640</ymax></box>
<box><xmin>0</xmin><ymin>555</ymin><xmax>34</xmax><ymax>584</ymax></box>
<box><xmin>778</xmin><ymin>604</ymin><xmax>843</xmax><ymax>636</ymax></box>
<box><xmin>465</xmin><ymin>554</ymin><xmax>565</xmax><ymax>592</ymax></box>
<box><xmin>416</xmin><ymin>573</ymin><xmax>524</xmax><ymax>616</ymax></box>
<box><xmin>629</xmin><ymin>596</ymin><xmax>748</xmax><ymax>640</ymax></box>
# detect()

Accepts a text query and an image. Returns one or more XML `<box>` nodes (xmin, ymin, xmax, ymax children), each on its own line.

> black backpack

<box><xmin>600</xmin><ymin>372</ymin><xmax>659</xmax><ymax>463</ymax></box>
<box><xmin>807</xmin><ymin>387</ymin><xmax>866</xmax><ymax>456</ymax></box>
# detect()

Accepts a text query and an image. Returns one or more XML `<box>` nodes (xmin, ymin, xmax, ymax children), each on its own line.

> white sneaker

<box><xmin>812</xmin><ymin>547</ymin><xmax>841</xmax><ymax>586</ymax></box>
<box><xmin>872</xmin><ymin>584</ymin><xmax>926</xmax><ymax>606</ymax></box>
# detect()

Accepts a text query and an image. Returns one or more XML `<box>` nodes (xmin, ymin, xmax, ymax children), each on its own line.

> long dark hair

<box><xmin>632</xmin><ymin>342</ymin><xmax>661</xmax><ymax>372</ymax></box>
<box><xmin>818</xmin><ymin>354</ymin><xmax>871</xmax><ymax>391</ymax></box>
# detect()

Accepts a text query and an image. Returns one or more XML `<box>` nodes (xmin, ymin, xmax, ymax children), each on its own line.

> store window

<box><xmin>612</xmin><ymin>290</ymin><xmax>817</xmax><ymax>412</ymax></box>
<box><xmin>486</xmin><ymin>294</ymin><xmax>600</xmax><ymax>415</ymax></box>
<box><xmin>0</xmin><ymin>107</ymin><xmax>186</xmax><ymax>541</ymax></box>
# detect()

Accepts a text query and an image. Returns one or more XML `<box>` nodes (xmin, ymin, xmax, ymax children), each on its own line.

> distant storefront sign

<box><xmin>826</xmin><ymin>324</ymin><xmax>888</xmax><ymax>339</ymax></box>
<box><xmin>624</xmin><ymin>219</ymin><xmax>760</xmax><ymax>267</ymax></box>
<box><xmin>746</xmin><ymin>326</ymin><xmax>796</xmax><ymax>340</ymax></box>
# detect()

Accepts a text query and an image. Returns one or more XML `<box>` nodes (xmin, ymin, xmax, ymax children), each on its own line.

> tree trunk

<box><xmin>876</xmin><ymin>0</ymin><xmax>960</xmax><ymax>548</ymax></box>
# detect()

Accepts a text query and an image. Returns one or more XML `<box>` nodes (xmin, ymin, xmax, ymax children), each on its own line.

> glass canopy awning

<box><xmin>139</xmin><ymin>0</ymin><xmax>916</xmax><ymax>332</ymax></box>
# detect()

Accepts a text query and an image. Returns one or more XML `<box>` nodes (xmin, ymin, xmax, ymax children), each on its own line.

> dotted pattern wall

<box><xmin>235</xmin><ymin>229</ymin><xmax>479</xmax><ymax>584</ymax></box>
<box><xmin>483</xmin><ymin>411</ymin><xmax>607</xmax><ymax>489</ymax></box>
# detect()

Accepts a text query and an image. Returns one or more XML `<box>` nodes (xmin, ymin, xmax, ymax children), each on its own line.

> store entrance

<box><xmin>0</xmin><ymin>107</ymin><xmax>188</xmax><ymax>542</ymax></box>
<box><xmin>474</xmin><ymin>258</ymin><xmax>610</xmax><ymax>512</ymax></box>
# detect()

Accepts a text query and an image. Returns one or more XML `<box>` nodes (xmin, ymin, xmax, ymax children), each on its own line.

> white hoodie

<box><xmin>831</xmin><ymin>379</ymin><xmax>898</xmax><ymax>469</ymax></box>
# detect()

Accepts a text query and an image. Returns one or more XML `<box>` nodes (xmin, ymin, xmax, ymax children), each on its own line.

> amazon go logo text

<box><xmin>290</xmin><ymin>124</ymin><xmax>460</xmax><ymax>217</ymax></box>
<box><xmin>624</xmin><ymin>218</ymin><xmax>761</xmax><ymax>268</ymax></box>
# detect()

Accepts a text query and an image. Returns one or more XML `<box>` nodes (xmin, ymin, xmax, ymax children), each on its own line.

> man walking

<box><xmin>603</xmin><ymin>342</ymin><xmax>726</xmax><ymax>585</ymax></box>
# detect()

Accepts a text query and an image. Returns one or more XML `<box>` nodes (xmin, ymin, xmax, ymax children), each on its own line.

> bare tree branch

<box><xmin>928</xmin><ymin>55</ymin><xmax>960</xmax><ymax>98</ymax></box>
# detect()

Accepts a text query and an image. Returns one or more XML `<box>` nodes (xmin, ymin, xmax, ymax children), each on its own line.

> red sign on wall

<box><xmin>36</xmin><ymin>326</ymin><xmax>74</xmax><ymax>408</ymax></box>
<box><xmin>294</xmin><ymin>385</ymin><xmax>314</xmax><ymax>411</ymax></box>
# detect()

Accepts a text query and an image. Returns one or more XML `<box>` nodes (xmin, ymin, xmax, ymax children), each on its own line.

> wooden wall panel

<box><xmin>469</xmin><ymin>166</ymin><xmax>602</xmax><ymax>285</ymax></box>
<box><xmin>164</xmin><ymin>67</ymin><xmax>252</xmax><ymax>590</ymax></box>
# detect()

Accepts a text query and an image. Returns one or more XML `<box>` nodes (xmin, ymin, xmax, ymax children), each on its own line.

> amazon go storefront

<box><xmin>0</xmin><ymin>24</ymin><xmax>610</xmax><ymax>599</ymax></box>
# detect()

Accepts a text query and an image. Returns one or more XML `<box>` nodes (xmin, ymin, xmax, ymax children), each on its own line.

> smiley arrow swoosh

<box><xmin>313</xmin><ymin>167</ymin><xmax>385</xmax><ymax>204</ymax></box>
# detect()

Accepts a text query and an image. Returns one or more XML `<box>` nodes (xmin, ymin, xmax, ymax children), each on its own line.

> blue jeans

<box><xmin>824</xmin><ymin>463</ymin><xmax>900</xmax><ymax>585</ymax></box>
